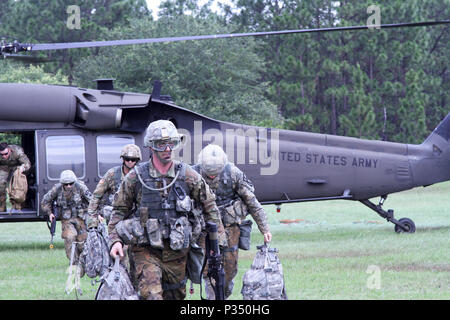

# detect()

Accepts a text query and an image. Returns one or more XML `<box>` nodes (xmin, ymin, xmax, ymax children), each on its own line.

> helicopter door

<box><xmin>35</xmin><ymin>129</ymin><xmax>90</xmax><ymax>217</ymax></box>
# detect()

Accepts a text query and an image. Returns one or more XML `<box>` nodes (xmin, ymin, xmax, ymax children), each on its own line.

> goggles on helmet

<box><xmin>150</xmin><ymin>138</ymin><xmax>181</xmax><ymax>152</ymax></box>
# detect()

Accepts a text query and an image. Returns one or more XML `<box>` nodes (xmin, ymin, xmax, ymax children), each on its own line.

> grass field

<box><xmin>0</xmin><ymin>181</ymin><xmax>449</xmax><ymax>300</ymax></box>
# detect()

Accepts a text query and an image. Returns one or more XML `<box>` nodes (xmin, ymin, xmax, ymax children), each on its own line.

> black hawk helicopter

<box><xmin>0</xmin><ymin>20</ymin><xmax>449</xmax><ymax>235</ymax></box>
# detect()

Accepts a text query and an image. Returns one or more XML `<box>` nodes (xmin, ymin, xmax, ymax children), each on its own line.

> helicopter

<box><xmin>0</xmin><ymin>20</ymin><xmax>449</xmax><ymax>235</ymax></box>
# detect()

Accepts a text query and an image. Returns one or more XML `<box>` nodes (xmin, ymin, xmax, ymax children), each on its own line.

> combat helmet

<box><xmin>120</xmin><ymin>144</ymin><xmax>142</xmax><ymax>161</ymax></box>
<box><xmin>197</xmin><ymin>144</ymin><xmax>228</xmax><ymax>176</ymax></box>
<box><xmin>144</xmin><ymin>120</ymin><xmax>184</xmax><ymax>151</ymax></box>
<box><xmin>60</xmin><ymin>170</ymin><xmax>77</xmax><ymax>184</ymax></box>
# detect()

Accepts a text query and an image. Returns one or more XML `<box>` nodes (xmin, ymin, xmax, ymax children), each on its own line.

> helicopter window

<box><xmin>46</xmin><ymin>135</ymin><xmax>85</xmax><ymax>180</ymax></box>
<box><xmin>96</xmin><ymin>135</ymin><xmax>135</xmax><ymax>177</ymax></box>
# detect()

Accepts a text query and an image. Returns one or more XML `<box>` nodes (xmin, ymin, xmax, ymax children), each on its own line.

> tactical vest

<box><xmin>56</xmin><ymin>182</ymin><xmax>86</xmax><ymax>220</ymax></box>
<box><xmin>102</xmin><ymin>165</ymin><xmax>123</xmax><ymax>206</ymax></box>
<box><xmin>193</xmin><ymin>163</ymin><xmax>237</xmax><ymax>207</ymax></box>
<box><xmin>193</xmin><ymin>163</ymin><xmax>248</xmax><ymax>227</ymax></box>
<box><xmin>113</xmin><ymin>165</ymin><xmax>123</xmax><ymax>191</ymax></box>
<box><xmin>135</xmin><ymin>161</ymin><xmax>192</xmax><ymax>246</ymax></box>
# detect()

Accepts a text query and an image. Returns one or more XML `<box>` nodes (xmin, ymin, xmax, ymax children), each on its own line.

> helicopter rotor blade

<box><xmin>30</xmin><ymin>20</ymin><xmax>450</xmax><ymax>52</ymax></box>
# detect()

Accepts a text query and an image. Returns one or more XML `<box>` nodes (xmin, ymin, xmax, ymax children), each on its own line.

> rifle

<box><xmin>46</xmin><ymin>201</ymin><xmax>58</xmax><ymax>249</ymax></box>
<box><xmin>205</xmin><ymin>222</ymin><xmax>225</xmax><ymax>300</ymax></box>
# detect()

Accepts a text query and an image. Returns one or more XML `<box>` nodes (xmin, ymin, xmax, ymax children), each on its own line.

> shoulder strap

<box><xmin>221</xmin><ymin>163</ymin><xmax>232</xmax><ymax>183</ymax></box>
<box><xmin>113</xmin><ymin>165</ymin><xmax>123</xmax><ymax>189</ymax></box>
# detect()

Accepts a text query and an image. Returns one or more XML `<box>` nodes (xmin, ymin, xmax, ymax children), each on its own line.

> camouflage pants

<box><xmin>61</xmin><ymin>217</ymin><xmax>88</xmax><ymax>267</ymax></box>
<box><xmin>0</xmin><ymin>168</ymin><xmax>12</xmax><ymax>211</ymax></box>
<box><xmin>130</xmin><ymin>241</ymin><xmax>189</xmax><ymax>300</ymax></box>
<box><xmin>200</xmin><ymin>224</ymin><xmax>240</xmax><ymax>299</ymax></box>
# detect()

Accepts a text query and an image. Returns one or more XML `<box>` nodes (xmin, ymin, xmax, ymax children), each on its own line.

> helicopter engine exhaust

<box><xmin>0</xmin><ymin>83</ymin><xmax>76</xmax><ymax>122</ymax></box>
<box><xmin>0</xmin><ymin>83</ymin><xmax>150</xmax><ymax>131</ymax></box>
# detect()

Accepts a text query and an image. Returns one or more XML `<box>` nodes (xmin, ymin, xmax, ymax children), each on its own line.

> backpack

<box><xmin>95</xmin><ymin>256</ymin><xmax>139</xmax><ymax>300</ymax></box>
<box><xmin>79</xmin><ymin>223</ymin><xmax>111</xmax><ymax>278</ymax></box>
<box><xmin>8</xmin><ymin>168</ymin><xmax>28</xmax><ymax>203</ymax></box>
<box><xmin>241</xmin><ymin>244</ymin><xmax>288</xmax><ymax>300</ymax></box>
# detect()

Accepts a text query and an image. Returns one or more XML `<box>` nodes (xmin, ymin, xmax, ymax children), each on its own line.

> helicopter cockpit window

<box><xmin>46</xmin><ymin>135</ymin><xmax>85</xmax><ymax>180</ymax></box>
<box><xmin>96</xmin><ymin>135</ymin><xmax>135</xmax><ymax>177</ymax></box>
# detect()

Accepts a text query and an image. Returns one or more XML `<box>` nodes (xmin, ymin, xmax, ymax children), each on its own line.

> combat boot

<box><xmin>10</xmin><ymin>200</ymin><xmax>22</xmax><ymax>213</ymax></box>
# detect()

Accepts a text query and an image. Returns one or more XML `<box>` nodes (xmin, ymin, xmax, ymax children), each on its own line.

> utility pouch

<box><xmin>145</xmin><ymin>218</ymin><xmax>163</xmax><ymax>249</ymax></box>
<box><xmin>117</xmin><ymin>217</ymin><xmax>147</xmax><ymax>245</ymax></box>
<box><xmin>116</xmin><ymin>219</ymin><xmax>134</xmax><ymax>245</ymax></box>
<box><xmin>176</xmin><ymin>194</ymin><xmax>192</xmax><ymax>213</ymax></box>
<box><xmin>239</xmin><ymin>219</ymin><xmax>253</xmax><ymax>250</ymax></box>
<box><xmin>169</xmin><ymin>216</ymin><xmax>191</xmax><ymax>251</ymax></box>
<box><xmin>233</xmin><ymin>199</ymin><xmax>248</xmax><ymax>219</ymax></box>
<box><xmin>189</xmin><ymin>206</ymin><xmax>205</xmax><ymax>243</ymax></box>
<box><xmin>222</xmin><ymin>199</ymin><xmax>246</xmax><ymax>226</ymax></box>
<box><xmin>186</xmin><ymin>243</ymin><xmax>204</xmax><ymax>284</ymax></box>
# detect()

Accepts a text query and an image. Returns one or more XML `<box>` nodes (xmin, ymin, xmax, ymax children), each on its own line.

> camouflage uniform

<box><xmin>41</xmin><ymin>179</ymin><xmax>92</xmax><ymax>267</ymax></box>
<box><xmin>0</xmin><ymin>144</ymin><xmax>31</xmax><ymax>211</ymax></box>
<box><xmin>86</xmin><ymin>165</ymin><xmax>123</xmax><ymax>229</ymax></box>
<box><xmin>108</xmin><ymin>158</ymin><xmax>225</xmax><ymax>300</ymax></box>
<box><xmin>87</xmin><ymin>144</ymin><xmax>142</xmax><ymax>229</ymax></box>
<box><xmin>194</xmin><ymin>145</ymin><xmax>270</xmax><ymax>299</ymax></box>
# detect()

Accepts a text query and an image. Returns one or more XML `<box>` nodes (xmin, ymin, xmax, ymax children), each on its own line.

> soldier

<box><xmin>193</xmin><ymin>144</ymin><xmax>272</xmax><ymax>299</ymax></box>
<box><xmin>108</xmin><ymin>120</ymin><xmax>227</xmax><ymax>300</ymax></box>
<box><xmin>86</xmin><ymin>144</ymin><xmax>142</xmax><ymax>228</ymax></box>
<box><xmin>41</xmin><ymin>170</ymin><xmax>92</xmax><ymax>272</ymax></box>
<box><xmin>0</xmin><ymin>142</ymin><xmax>31</xmax><ymax>212</ymax></box>
<box><xmin>86</xmin><ymin>144</ymin><xmax>142</xmax><ymax>282</ymax></box>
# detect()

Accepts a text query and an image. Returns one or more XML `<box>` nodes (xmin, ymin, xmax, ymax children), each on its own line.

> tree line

<box><xmin>0</xmin><ymin>0</ymin><xmax>448</xmax><ymax>144</ymax></box>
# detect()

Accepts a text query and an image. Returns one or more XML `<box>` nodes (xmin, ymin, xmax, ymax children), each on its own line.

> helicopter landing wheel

<box><xmin>394</xmin><ymin>218</ymin><xmax>416</xmax><ymax>233</ymax></box>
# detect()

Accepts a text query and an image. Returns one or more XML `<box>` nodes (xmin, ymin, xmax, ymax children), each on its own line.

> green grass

<box><xmin>1</xmin><ymin>182</ymin><xmax>449</xmax><ymax>300</ymax></box>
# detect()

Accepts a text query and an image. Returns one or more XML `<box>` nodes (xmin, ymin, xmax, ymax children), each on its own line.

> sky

<box><xmin>145</xmin><ymin>0</ymin><xmax>234</xmax><ymax>19</ymax></box>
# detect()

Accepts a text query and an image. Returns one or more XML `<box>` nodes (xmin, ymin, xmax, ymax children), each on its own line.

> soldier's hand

<box><xmin>263</xmin><ymin>232</ymin><xmax>272</xmax><ymax>243</ymax></box>
<box><xmin>110</xmin><ymin>242</ymin><xmax>124</xmax><ymax>258</ymax></box>
<box><xmin>98</xmin><ymin>215</ymin><xmax>104</xmax><ymax>223</ymax></box>
<box><xmin>49</xmin><ymin>213</ymin><xmax>55</xmax><ymax>222</ymax></box>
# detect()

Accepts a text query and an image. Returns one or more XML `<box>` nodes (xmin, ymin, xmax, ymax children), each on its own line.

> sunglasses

<box><xmin>123</xmin><ymin>157</ymin><xmax>139</xmax><ymax>162</ymax></box>
<box><xmin>63</xmin><ymin>182</ymin><xmax>75</xmax><ymax>186</ymax></box>
<box><xmin>0</xmin><ymin>150</ymin><xmax>9</xmax><ymax>156</ymax></box>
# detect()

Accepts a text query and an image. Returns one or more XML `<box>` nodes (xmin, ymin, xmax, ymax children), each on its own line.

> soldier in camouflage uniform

<box><xmin>0</xmin><ymin>142</ymin><xmax>31</xmax><ymax>212</ymax></box>
<box><xmin>194</xmin><ymin>144</ymin><xmax>272</xmax><ymax>299</ymax></box>
<box><xmin>108</xmin><ymin>120</ymin><xmax>227</xmax><ymax>300</ymax></box>
<box><xmin>86</xmin><ymin>144</ymin><xmax>142</xmax><ymax>228</ymax></box>
<box><xmin>41</xmin><ymin>170</ymin><xmax>92</xmax><ymax>272</ymax></box>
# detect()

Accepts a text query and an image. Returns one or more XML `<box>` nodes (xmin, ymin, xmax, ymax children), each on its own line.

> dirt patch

<box><xmin>382</xmin><ymin>263</ymin><xmax>450</xmax><ymax>272</ymax></box>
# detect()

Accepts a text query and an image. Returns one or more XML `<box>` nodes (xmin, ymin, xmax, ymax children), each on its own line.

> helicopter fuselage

<box><xmin>0</xmin><ymin>83</ymin><xmax>449</xmax><ymax>233</ymax></box>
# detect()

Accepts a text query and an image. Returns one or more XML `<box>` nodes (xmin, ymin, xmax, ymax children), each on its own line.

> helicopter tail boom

<box><xmin>424</xmin><ymin>113</ymin><xmax>450</xmax><ymax>145</ymax></box>
<box><xmin>410</xmin><ymin>113</ymin><xmax>450</xmax><ymax>187</ymax></box>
